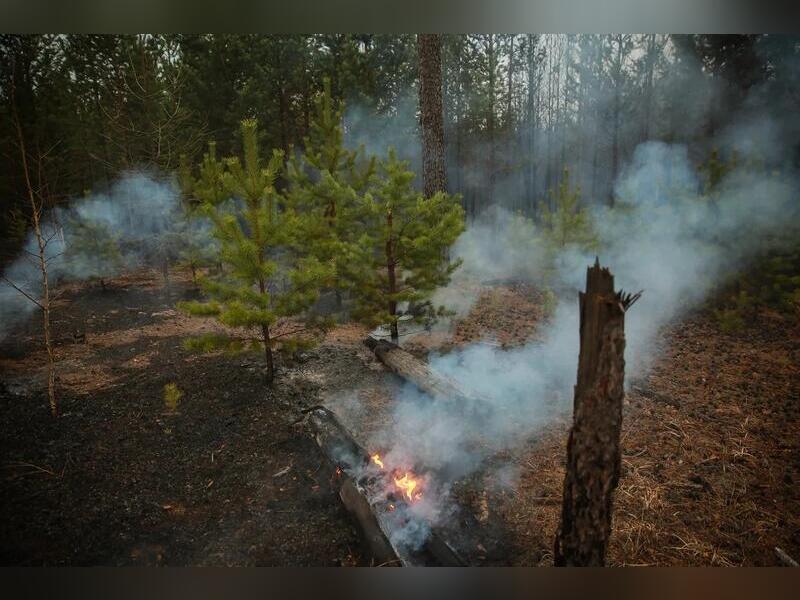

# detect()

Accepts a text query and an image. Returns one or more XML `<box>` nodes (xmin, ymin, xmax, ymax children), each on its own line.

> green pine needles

<box><xmin>349</xmin><ymin>149</ymin><xmax>465</xmax><ymax>342</ymax></box>
<box><xmin>178</xmin><ymin>82</ymin><xmax>466</xmax><ymax>382</ymax></box>
<box><xmin>284</xmin><ymin>78</ymin><xmax>376</xmax><ymax>313</ymax></box>
<box><xmin>178</xmin><ymin>118</ymin><xmax>333</xmax><ymax>383</ymax></box>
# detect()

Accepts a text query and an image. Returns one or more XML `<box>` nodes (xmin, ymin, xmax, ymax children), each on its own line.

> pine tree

<box><xmin>541</xmin><ymin>168</ymin><xmax>596</xmax><ymax>250</ymax></box>
<box><xmin>177</xmin><ymin>147</ymin><xmax>224</xmax><ymax>283</ymax></box>
<box><xmin>283</xmin><ymin>78</ymin><xmax>375</xmax><ymax>313</ymax></box>
<box><xmin>176</xmin><ymin>209</ymin><xmax>218</xmax><ymax>286</ymax></box>
<box><xmin>64</xmin><ymin>216</ymin><xmax>124</xmax><ymax>291</ymax></box>
<box><xmin>178</xmin><ymin>119</ymin><xmax>332</xmax><ymax>383</ymax></box>
<box><xmin>182</xmin><ymin>142</ymin><xmax>228</xmax><ymax>207</ymax></box>
<box><xmin>349</xmin><ymin>149</ymin><xmax>465</xmax><ymax>342</ymax></box>
<box><xmin>698</xmin><ymin>147</ymin><xmax>741</xmax><ymax>199</ymax></box>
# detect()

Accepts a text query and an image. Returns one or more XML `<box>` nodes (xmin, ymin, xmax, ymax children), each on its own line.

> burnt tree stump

<box><xmin>554</xmin><ymin>259</ymin><xmax>641</xmax><ymax>567</ymax></box>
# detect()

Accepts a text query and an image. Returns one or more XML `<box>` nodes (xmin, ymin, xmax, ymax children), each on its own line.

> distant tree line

<box><xmin>2</xmin><ymin>34</ymin><xmax>799</xmax><ymax>263</ymax></box>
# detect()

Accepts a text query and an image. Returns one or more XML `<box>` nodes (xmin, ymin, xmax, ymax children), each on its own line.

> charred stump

<box><xmin>554</xmin><ymin>259</ymin><xmax>641</xmax><ymax>567</ymax></box>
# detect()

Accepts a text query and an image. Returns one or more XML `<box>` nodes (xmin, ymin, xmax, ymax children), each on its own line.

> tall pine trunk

<box><xmin>418</xmin><ymin>34</ymin><xmax>447</xmax><ymax>198</ymax></box>
<box><xmin>487</xmin><ymin>34</ymin><xmax>496</xmax><ymax>209</ymax></box>
<box><xmin>525</xmin><ymin>35</ymin><xmax>537</xmax><ymax>216</ymax></box>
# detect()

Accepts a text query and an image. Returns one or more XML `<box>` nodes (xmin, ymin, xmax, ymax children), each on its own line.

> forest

<box><xmin>1</xmin><ymin>33</ymin><xmax>799</xmax><ymax>567</ymax></box>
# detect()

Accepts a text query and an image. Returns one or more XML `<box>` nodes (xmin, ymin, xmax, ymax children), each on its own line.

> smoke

<box><xmin>0</xmin><ymin>173</ymin><xmax>185</xmax><ymax>340</ymax></box>
<box><xmin>342</xmin><ymin>115</ymin><xmax>800</xmax><ymax>554</ymax></box>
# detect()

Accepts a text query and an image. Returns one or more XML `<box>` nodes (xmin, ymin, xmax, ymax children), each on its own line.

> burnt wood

<box><xmin>306</xmin><ymin>406</ymin><xmax>467</xmax><ymax>566</ymax></box>
<box><xmin>554</xmin><ymin>258</ymin><xmax>639</xmax><ymax>567</ymax></box>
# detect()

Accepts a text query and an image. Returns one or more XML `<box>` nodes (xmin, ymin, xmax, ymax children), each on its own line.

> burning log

<box><xmin>364</xmin><ymin>337</ymin><xmax>482</xmax><ymax>405</ymax></box>
<box><xmin>305</xmin><ymin>406</ymin><xmax>466</xmax><ymax>566</ymax></box>
<box><xmin>554</xmin><ymin>259</ymin><xmax>641</xmax><ymax>567</ymax></box>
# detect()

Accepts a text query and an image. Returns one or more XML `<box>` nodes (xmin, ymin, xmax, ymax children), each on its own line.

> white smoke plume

<box><xmin>350</xmin><ymin>116</ymin><xmax>800</xmax><ymax>552</ymax></box>
<box><xmin>0</xmin><ymin>173</ymin><xmax>184</xmax><ymax>340</ymax></box>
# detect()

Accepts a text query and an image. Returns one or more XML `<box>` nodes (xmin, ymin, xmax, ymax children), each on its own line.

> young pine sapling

<box><xmin>178</xmin><ymin>119</ymin><xmax>332</xmax><ymax>383</ymax></box>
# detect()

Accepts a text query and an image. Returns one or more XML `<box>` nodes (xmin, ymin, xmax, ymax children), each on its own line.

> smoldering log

<box><xmin>554</xmin><ymin>259</ymin><xmax>641</xmax><ymax>567</ymax></box>
<box><xmin>364</xmin><ymin>337</ymin><xmax>483</xmax><ymax>404</ymax></box>
<box><xmin>305</xmin><ymin>406</ymin><xmax>467</xmax><ymax>566</ymax></box>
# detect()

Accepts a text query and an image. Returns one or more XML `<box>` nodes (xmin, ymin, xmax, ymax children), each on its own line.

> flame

<box><xmin>370</xmin><ymin>451</ymin><xmax>424</xmax><ymax>503</ymax></box>
<box><xmin>394</xmin><ymin>472</ymin><xmax>422</xmax><ymax>502</ymax></box>
<box><xmin>371</xmin><ymin>453</ymin><xmax>385</xmax><ymax>469</ymax></box>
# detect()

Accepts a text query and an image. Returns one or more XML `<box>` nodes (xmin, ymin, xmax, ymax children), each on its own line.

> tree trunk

<box><xmin>306</xmin><ymin>406</ymin><xmax>468</xmax><ymax>566</ymax></box>
<box><xmin>262</xmin><ymin>323</ymin><xmax>274</xmax><ymax>383</ymax></box>
<box><xmin>257</xmin><ymin>273</ymin><xmax>275</xmax><ymax>383</ymax></box>
<box><xmin>386</xmin><ymin>207</ymin><xmax>398</xmax><ymax>343</ymax></box>
<box><xmin>609</xmin><ymin>37</ymin><xmax>624</xmax><ymax>208</ymax></box>
<box><xmin>525</xmin><ymin>34</ymin><xmax>537</xmax><ymax>216</ymax></box>
<box><xmin>10</xmin><ymin>68</ymin><xmax>57</xmax><ymax>416</ymax></box>
<box><xmin>418</xmin><ymin>34</ymin><xmax>447</xmax><ymax>198</ymax></box>
<box><xmin>506</xmin><ymin>35</ymin><xmax>515</xmax><ymax>126</ymax></box>
<box><xmin>487</xmin><ymin>34</ymin><xmax>496</xmax><ymax>208</ymax></box>
<box><xmin>642</xmin><ymin>34</ymin><xmax>656</xmax><ymax>142</ymax></box>
<box><xmin>554</xmin><ymin>259</ymin><xmax>640</xmax><ymax>566</ymax></box>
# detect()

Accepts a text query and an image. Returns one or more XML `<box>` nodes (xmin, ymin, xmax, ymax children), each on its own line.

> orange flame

<box><xmin>394</xmin><ymin>472</ymin><xmax>422</xmax><ymax>502</ymax></box>
<box><xmin>370</xmin><ymin>451</ymin><xmax>424</xmax><ymax>503</ymax></box>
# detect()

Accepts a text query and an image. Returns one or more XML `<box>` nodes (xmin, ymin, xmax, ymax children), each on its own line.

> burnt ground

<box><xmin>1</xmin><ymin>271</ymin><xmax>799</xmax><ymax>566</ymax></box>
<box><xmin>0</xmin><ymin>270</ymin><xmax>394</xmax><ymax>566</ymax></box>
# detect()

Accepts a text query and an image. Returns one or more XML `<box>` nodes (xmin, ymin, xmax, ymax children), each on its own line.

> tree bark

<box><xmin>525</xmin><ymin>35</ymin><xmax>537</xmax><ymax>216</ymax></box>
<box><xmin>306</xmin><ymin>406</ymin><xmax>467</xmax><ymax>566</ymax></box>
<box><xmin>553</xmin><ymin>259</ymin><xmax>640</xmax><ymax>566</ymax></box>
<box><xmin>418</xmin><ymin>34</ymin><xmax>447</xmax><ymax>198</ymax></box>
<box><xmin>487</xmin><ymin>34</ymin><xmax>496</xmax><ymax>208</ymax></box>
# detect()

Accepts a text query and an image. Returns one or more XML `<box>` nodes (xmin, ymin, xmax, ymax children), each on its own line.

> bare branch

<box><xmin>1</xmin><ymin>275</ymin><xmax>43</xmax><ymax>310</ymax></box>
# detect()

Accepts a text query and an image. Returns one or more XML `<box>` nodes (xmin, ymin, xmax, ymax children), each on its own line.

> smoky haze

<box><xmin>0</xmin><ymin>173</ymin><xmax>183</xmax><ymax>341</ymax></box>
<box><xmin>338</xmin><ymin>106</ymin><xmax>800</xmax><ymax>552</ymax></box>
<box><xmin>1</xmin><ymin>33</ymin><xmax>799</xmax><ymax>556</ymax></box>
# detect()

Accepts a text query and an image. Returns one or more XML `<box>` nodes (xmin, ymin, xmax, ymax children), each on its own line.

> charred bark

<box><xmin>305</xmin><ymin>406</ymin><xmax>466</xmax><ymax>566</ymax></box>
<box><xmin>553</xmin><ymin>259</ymin><xmax>640</xmax><ymax>566</ymax></box>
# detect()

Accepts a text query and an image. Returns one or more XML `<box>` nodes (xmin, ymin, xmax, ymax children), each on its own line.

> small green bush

<box><xmin>163</xmin><ymin>383</ymin><xmax>183</xmax><ymax>414</ymax></box>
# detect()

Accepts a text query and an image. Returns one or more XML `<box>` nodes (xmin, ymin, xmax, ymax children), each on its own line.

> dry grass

<box><xmin>393</xmin><ymin>283</ymin><xmax>800</xmax><ymax>566</ymax></box>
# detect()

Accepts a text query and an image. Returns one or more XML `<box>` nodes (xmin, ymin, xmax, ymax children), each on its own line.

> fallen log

<box><xmin>364</xmin><ymin>337</ymin><xmax>481</xmax><ymax>404</ymax></box>
<box><xmin>305</xmin><ymin>406</ymin><xmax>467</xmax><ymax>566</ymax></box>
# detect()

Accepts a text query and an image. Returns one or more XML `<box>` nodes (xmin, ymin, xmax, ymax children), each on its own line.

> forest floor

<box><xmin>0</xmin><ymin>269</ymin><xmax>394</xmax><ymax>566</ymax></box>
<box><xmin>1</xmin><ymin>269</ymin><xmax>799</xmax><ymax>566</ymax></box>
